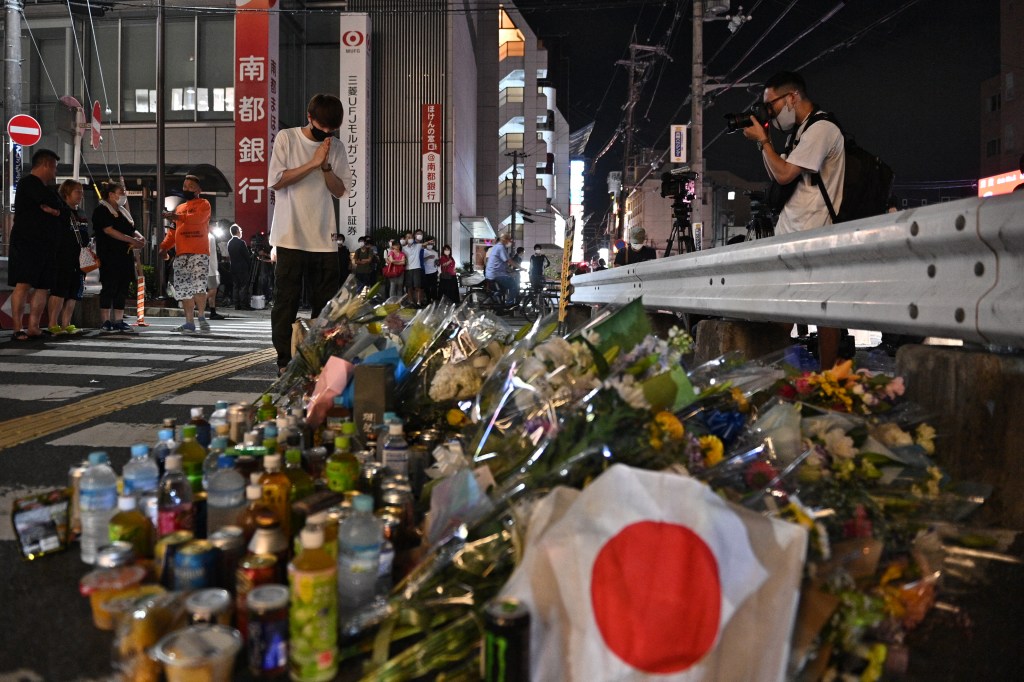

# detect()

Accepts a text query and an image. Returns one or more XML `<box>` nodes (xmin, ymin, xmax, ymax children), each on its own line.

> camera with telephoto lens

<box><xmin>724</xmin><ymin>100</ymin><xmax>771</xmax><ymax>131</ymax></box>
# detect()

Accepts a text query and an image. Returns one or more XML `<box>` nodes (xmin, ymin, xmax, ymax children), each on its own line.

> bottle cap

<box><xmin>388</xmin><ymin>423</ymin><xmax>404</xmax><ymax>436</ymax></box>
<box><xmin>340</xmin><ymin>421</ymin><xmax>357</xmax><ymax>436</ymax></box>
<box><xmin>211</xmin><ymin>437</ymin><xmax>228</xmax><ymax>450</ymax></box>
<box><xmin>217</xmin><ymin>455</ymin><xmax>235</xmax><ymax>469</ymax></box>
<box><xmin>130</xmin><ymin>443</ymin><xmax>149</xmax><ymax>457</ymax></box>
<box><xmin>190</xmin><ymin>407</ymin><xmax>205</xmax><ymax>419</ymax></box>
<box><xmin>334</xmin><ymin>436</ymin><xmax>351</xmax><ymax>451</ymax></box>
<box><xmin>165</xmin><ymin>454</ymin><xmax>183</xmax><ymax>471</ymax></box>
<box><xmin>264</xmin><ymin>424</ymin><xmax>278</xmax><ymax>438</ymax></box>
<box><xmin>158</xmin><ymin>428</ymin><xmax>174</xmax><ymax>441</ymax></box>
<box><xmin>285</xmin><ymin>449</ymin><xmax>302</xmax><ymax>464</ymax></box>
<box><xmin>353</xmin><ymin>494</ymin><xmax>374</xmax><ymax>513</ymax></box>
<box><xmin>214</xmin><ymin>400</ymin><xmax>228</xmax><ymax>411</ymax></box>
<box><xmin>246</xmin><ymin>483</ymin><xmax>262</xmax><ymax>500</ymax></box>
<box><xmin>300</xmin><ymin>526</ymin><xmax>325</xmax><ymax>549</ymax></box>
<box><xmin>88</xmin><ymin>451</ymin><xmax>109</xmax><ymax>465</ymax></box>
<box><xmin>182</xmin><ymin>425</ymin><xmax>198</xmax><ymax>438</ymax></box>
<box><xmin>264</xmin><ymin>454</ymin><xmax>281</xmax><ymax>471</ymax></box>
<box><xmin>117</xmin><ymin>495</ymin><xmax>137</xmax><ymax>511</ymax></box>
<box><xmin>382</xmin><ymin>411</ymin><xmax>397</xmax><ymax>423</ymax></box>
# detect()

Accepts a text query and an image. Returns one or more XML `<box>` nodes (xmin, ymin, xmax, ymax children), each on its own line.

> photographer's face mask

<box><xmin>767</xmin><ymin>91</ymin><xmax>796</xmax><ymax>132</ymax></box>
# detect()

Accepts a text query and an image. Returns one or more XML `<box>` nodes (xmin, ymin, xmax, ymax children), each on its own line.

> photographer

<box><xmin>741</xmin><ymin>70</ymin><xmax>845</xmax><ymax>369</ymax></box>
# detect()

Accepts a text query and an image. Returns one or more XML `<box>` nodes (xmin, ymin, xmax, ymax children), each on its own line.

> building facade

<box><xmin>979</xmin><ymin>0</ymin><xmax>1023</xmax><ymax>180</ymax></box>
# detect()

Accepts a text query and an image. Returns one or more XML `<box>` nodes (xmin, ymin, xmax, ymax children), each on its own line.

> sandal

<box><xmin>13</xmin><ymin>329</ymin><xmax>31</xmax><ymax>341</ymax></box>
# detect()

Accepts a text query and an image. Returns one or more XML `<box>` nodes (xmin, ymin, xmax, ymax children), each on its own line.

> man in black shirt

<box><xmin>8</xmin><ymin>149</ymin><xmax>62</xmax><ymax>339</ymax></box>
<box><xmin>613</xmin><ymin>227</ymin><xmax>657</xmax><ymax>267</ymax></box>
<box><xmin>227</xmin><ymin>224</ymin><xmax>253</xmax><ymax>310</ymax></box>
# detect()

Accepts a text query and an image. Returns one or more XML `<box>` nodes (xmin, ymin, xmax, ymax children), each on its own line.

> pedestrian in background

<box><xmin>437</xmin><ymin>244</ymin><xmax>460</xmax><ymax>304</ymax></box>
<box><xmin>159</xmin><ymin>173</ymin><xmax>212</xmax><ymax>333</ymax></box>
<box><xmin>46</xmin><ymin>179</ymin><xmax>89</xmax><ymax>335</ymax></box>
<box><xmin>7</xmin><ymin>148</ymin><xmax>62</xmax><ymax>340</ymax></box>
<box><xmin>336</xmin><ymin>234</ymin><xmax>351</xmax><ymax>289</ymax></box>
<box><xmin>267</xmin><ymin>93</ymin><xmax>353</xmax><ymax>374</ymax></box>
<box><xmin>421</xmin><ymin>237</ymin><xmax>439</xmax><ymax>302</ymax></box>
<box><xmin>352</xmin><ymin>236</ymin><xmax>378</xmax><ymax>293</ymax></box>
<box><xmin>228</xmin><ymin>223</ymin><xmax>253</xmax><ymax>310</ymax></box>
<box><xmin>384</xmin><ymin>239</ymin><xmax>407</xmax><ymax>299</ymax></box>
<box><xmin>93</xmin><ymin>181</ymin><xmax>145</xmax><ymax>333</ymax></box>
<box><xmin>529</xmin><ymin>244</ymin><xmax>550</xmax><ymax>290</ymax></box>
<box><xmin>206</xmin><ymin>232</ymin><xmax>226</xmax><ymax>320</ymax></box>
<box><xmin>402</xmin><ymin>230</ymin><xmax>425</xmax><ymax>307</ymax></box>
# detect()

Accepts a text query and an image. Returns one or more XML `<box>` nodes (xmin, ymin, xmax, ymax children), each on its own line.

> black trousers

<box><xmin>231</xmin><ymin>267</ymin><xmax>250</xmax><ymax>307</ymax></box>
<box><xmin>271</xmin><ymin>248</ymin><xmax>340</xmax><ymax>368</ymax></box>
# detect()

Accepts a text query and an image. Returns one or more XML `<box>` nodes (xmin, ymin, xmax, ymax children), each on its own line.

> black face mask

<box><xmin>309</xmin><ymin>125</ymin><xmax>334</xmax><ymax>142</ymax></box>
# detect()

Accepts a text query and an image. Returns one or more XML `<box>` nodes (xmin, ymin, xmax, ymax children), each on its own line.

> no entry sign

<box><xmin>7</xmin><ymin>115</ymin><xmax>42</xmax><ymax>146</ymax></box>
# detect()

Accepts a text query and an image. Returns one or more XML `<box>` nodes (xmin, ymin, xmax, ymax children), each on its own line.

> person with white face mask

<box><xmin>742</xmin><ymin>70</ymin><xmax>846</xmax><ymax>371</ymax></box>
<box><xmin>93</xmin><ymin>181</ymin><xmax>146</xmax><ymax>333</ymax></box>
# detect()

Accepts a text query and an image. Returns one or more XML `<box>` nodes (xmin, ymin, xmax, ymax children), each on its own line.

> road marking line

<box><xmin>0</xmin><ymin>385</ymin><xmax>102</xmax><ymax>402</ymax></box>
<box><xmin>161</xmin><ymin>390</ymin><xmax>263</xmax><ymax>406</ymax></box>
<box><xmin>0</xmin><ymin>362</ymin><xmax>158</xmax><ymax>377</ymax></box>
<box><xmin>46</xmin><ymin>422</ymin><xmax>163</xmax><ymax>448</ymax></box>
<box><xmin>28</xmin><ymin>349</ymin><xmax>224</xmax><ymax>362</ymax></box>
<box><xmin>0</xmin><ymin>347</ymin><xmax>275</xmax><ymax>451</ymax></box>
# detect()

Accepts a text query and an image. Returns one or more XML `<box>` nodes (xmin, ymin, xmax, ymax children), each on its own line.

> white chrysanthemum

<box><xmin>604</xmin><ymin>375</ymin><xmax>650</xmax><ymax>410</ymax></box>
<box><xmin>822</xmin><ymin>428</ymin><xmax>857</xmax><ymax>459</ymax></box>
<box><xmin>873</xmin><ymin>422</ymin><xmax>914</xmax><ymax>447</ymax></box>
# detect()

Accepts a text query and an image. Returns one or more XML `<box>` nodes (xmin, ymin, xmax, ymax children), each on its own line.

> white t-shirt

<box><xmin>774</xmin><ymin>115</ymin><xmax>845</xmax><ymax>236</ymax></box>
<box><xmin>267</xmin><ymin>127</ymin><xmax>353</xmax><ymax>253</ymax></box>
<box><xmin>422</xmin><ymin>246</ymin><xmax>439</xmax><ymax>275</ymax></box>
<box><xmin>403</xmin><ymin>241</ymin><xmax>424</xmax><ymax>271</ymax></box>
<box><xmin>207</xmin><ymin>234</ymin><xmax>220</xmax><ymax>283</ymax></box>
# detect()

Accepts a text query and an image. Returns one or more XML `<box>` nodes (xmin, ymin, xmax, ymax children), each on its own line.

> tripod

<box><xmin>664</xmin><ymin>196</ymin><xmax>696</xmax><ymax>257</ymax></box>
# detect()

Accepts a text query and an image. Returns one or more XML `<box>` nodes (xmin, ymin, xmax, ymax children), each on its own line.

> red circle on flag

<box><xmin>342</xmin><ymin>30</ymin><xmax>364</xmax><ymax>47</ymax></box>
<box><xmin>590</xmin><ymin>521</ymin><xmax>721</xmax><ymax>673</ymax></box>
<box><xmin>7</xmin><ymin>114</ymin><xmax>42</xmax><ymax>146</ymax></box>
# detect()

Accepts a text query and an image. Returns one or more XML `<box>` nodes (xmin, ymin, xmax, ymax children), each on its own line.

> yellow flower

<box><xmin>654</xmin><ymin>411</ymin><xmax>685</xmax><ymax>441</ymax></box>
<box><xmin>730</xmin><ymin>387</ymin><xmax>750</xmax><ymax>413</ymax></box>
<box><xmin>915</xmin><ymin>423</ymin><xmax>936</xmax><ymax>456</ymax></box>
<box><xmin>699</xmin><ymin>435</ymin><xmax>724</xmax><ymax>467</ymax></box>
<box><xmin>446</xmin><ymin>408</ymin><xmax>468</xmax><ymax>427</ymax></box>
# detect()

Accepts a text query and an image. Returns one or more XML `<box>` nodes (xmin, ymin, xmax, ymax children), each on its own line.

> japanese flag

<box><xmin>501</xmin><ymin>464</ymin><xmax>807</xmax><ymax>681</ymax></box>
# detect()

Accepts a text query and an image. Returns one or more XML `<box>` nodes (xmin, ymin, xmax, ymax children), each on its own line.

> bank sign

<box><xmin>339</xmin><ymin>13</ymin><xmax>371</xmax><ymax>237</ymax></box>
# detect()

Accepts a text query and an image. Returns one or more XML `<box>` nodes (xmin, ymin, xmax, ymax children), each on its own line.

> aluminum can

<box><xmin>246</xmin><ymin>583</ymin><xmax>289</xmax><ymax>677</ymax></box>
<box><xmin>95</xmin><ymin>542</ymin><xmax>136</xmax><ymax>569</ymax></box>
<box><xmin>67</xmin><ymin>462</ymin><xmax>87</xmax><ymax>540</ymax></box>
<box><xmin>173</xmin><ymin>540</ymin><xmax>218</xmax><ymax>591</ymax></box>
<box><xmin>208</xmin><ymin>525</ymin><xmax>246</xmax><ymax>592</ymax></box>
<box><xmin>482</xmin><ymin>597</ymin><xmax>531</xmax><ymax>682</ymax></box>
<box><xmin>185</xmin><ymin>588</ymin><xmax>233</xmax><ymax>626</ymax></box>
<box><xmin>155</xmin><ymin>530</ymin><xmax>194</xmax><ymax>588</ymax></box>
<box><xmin>248</xmin><ymin>521</ymin><xmax>289</xmax><ymax>582</ymax></box>
<box><xmin>228</xmin><ymin>402</ymin><xmax>254</xmax><ymax>445</ymax></box>
<box><xmin>235</xmin><ymin>554</ymin><xmax>277</xmax><ymax>643</ymax></box>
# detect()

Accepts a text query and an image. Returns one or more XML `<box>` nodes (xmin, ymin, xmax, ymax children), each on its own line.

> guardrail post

<box><xmin>693</xmin><ymin>319</ymin><xmax>795</xmax><ymax>364</ymax></box>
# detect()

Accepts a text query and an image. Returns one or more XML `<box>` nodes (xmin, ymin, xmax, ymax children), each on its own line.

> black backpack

<box><xmin>767</xmin><ymin>111</ymin><xmax>894</xmax><ymax>224</ymax></box>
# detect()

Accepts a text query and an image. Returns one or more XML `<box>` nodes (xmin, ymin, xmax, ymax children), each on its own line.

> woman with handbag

<box><xmin>45</xmin><ymin>180</ymin><xmax>90</xmax><ymax>334</ymax></box>
<box><xmin>93</xmin><ymin>181</ymin><xmax>145</xmax><ymax>333</ymax></box>
<box><xmin>383</xmin><ymin>239</ymin><xmax>407</xmax><ymax>299</ymax></box>
<box><xmin>437</xmin><ymin>244</ymin><xmax>460</xmax><ymax>304</ymax></box>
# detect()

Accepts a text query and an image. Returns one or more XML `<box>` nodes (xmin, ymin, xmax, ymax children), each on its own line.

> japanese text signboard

<box><xmin>339</xmin><ymin>13</ymin><xmax>371</xmax><ymax>237</ymax></box>
<box><xmin>421</xmin><ymin>103</ymin><xmax>442</xmax><ymax>203</ymax></box>
<box><xmin>234</xmin><ymin>0</ymin><xmax>279</xmax><ymax>238</ymax></box>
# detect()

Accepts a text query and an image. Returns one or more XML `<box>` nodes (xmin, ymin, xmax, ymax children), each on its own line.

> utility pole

<box><xmin>616</xmin><ymin>42</ymin><xmax>669</xmax><ymax>243</ymax></box>
<box><xmin>155</xmin><ymin>0</ymin><xmax>167</xmax><ymax>296</ymax></box>
<box><xmin>690</xmin><ymin>0</ymin><xmax>705</xmax><ymax>247</ymax></box>
<box><xmin>505</xmin><ymin>149</ymin><xmax>528</xmax><ymax>243</ymax></box>
<box><xmin>4</xmin><ymin>0</ymin><xmax>22</xmax><ymax>217</ymax></box>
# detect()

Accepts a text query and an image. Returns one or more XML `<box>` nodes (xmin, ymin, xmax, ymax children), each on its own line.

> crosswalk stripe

<box><xmin>0</xmin><ymin>362</ymin><xmax>159</xmax><ymax>377</ymax></box>
<box><xmin>25</xmin><ymin>349</ymin><xmax>225</xmax><ymax>363</ymax></box>
<box><xmin>46</xmin><ymin>422</ymin><xmax>163</xmax><ymax>448</ymax></box>
<box><xmin>68</xmin><ymin>341</ymin><xmax>268</xmax><ymax>353</ymax></box>
<box><xmin>0</xmin><ymin>385</ymin><xmax>102</xmax><ymax>402</ymax></box>
<box><xmin>161</xmin><ymin>390</ymin><xmax>263</xmax><ymax>406</ymax></box>
<box><xmin>0</xmin><ymin>347</ymin><xmax>276</xmax><ymax>450</ymax></box>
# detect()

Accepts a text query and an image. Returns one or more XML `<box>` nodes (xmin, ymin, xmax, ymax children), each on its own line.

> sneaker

<box><xmin>174</xmin><ymin>323</ymin><xmax>197</xmax><ymax>334</ymax></box>
<box><xmin>116</xmin><ymin>321</ymin><xmax>135</xmax><ymax>333</ymax></box>
<box><xmin>197</xmin><ymin>316</ymin><xmax>211</xmax><ymax>332</ymax></box>
<box><xmin>208</xmin><ymin>311</ymin><xmax>227</xmax><ymax>320</ymax></box>
<box><xmin>63</xmin><ymin>325</ymin><xmax>79</xmax><ymax>334</ymax></box>
<box><xmin>101</xmin><ymin>320</ymin><xmax>115</xmax><ymax>333</ymax></box>
<box><xmin>47</xmin><ymin>325</ymin><xmax>66</xmax><ymax>335</ymax></box>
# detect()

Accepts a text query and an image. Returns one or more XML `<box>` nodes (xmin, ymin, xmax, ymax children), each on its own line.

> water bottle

<box><xmin>206</xmin><ymin>455</ymin><xmax>247</xmax><ymax>536</ymax></box>
<box><xmin>374</xmin><ymin>412</ymin><xmax>398</xmax><ymax>462</ymax></box>
<box><xmin>190</xmin><ymin>406</ymin><xmax>213</xmax><ymax>448</ymax></box>
<box><xmin>381</xmin><ymin>423</ymin><xmax>410</xmax><ymax>477</ymax></box>
<box><xmin>338</xmin><ymin>494</ymin><xmax>383</xmax><ymax>612</ymax></box>
<box><xmin>79</xmin><ymin>451</ymin><xmax>118</xmax><ymax>565</ymax></box>
<box><xmin>202</xmin><ymin>436</ymin><xmax>229</xmax><ymax>490</ymax></box>
<box><xmin>209</xmin><ymin>400</ymin><xmax>229</xmax><ymax>431</ymax></box>
<box><xmin>152</xmin><ymin>428</ymin><xmax>178</xmax><ymax>477</ymax></box>
<box><xmin>157</xmin><ymin>454</ymin><xmax>195</xmax><ymax>536</ymax></box>
<box><xmin>122</xmin><ymin>443</ymin><xmax>159</xmax><ymax>496</ymax></box>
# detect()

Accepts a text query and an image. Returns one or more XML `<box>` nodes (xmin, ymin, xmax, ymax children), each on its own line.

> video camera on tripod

<box><xmin>660</xmin><ymin>169</ymin><xmax>699</xmax><ymax>256</ymax></box>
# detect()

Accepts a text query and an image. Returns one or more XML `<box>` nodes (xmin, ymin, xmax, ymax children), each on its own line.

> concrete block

<box><xmin>73</xmin><ymin>295</ymin><xmax>102</xmax><ymax>329</ymax></box>
<box><xmin>693</xmin><ymin>319</ymin><xmax>794</xmax><ymax>365</ymax></box>
<box><xmin>896</xmin><ymin>345</ymin><xmax>1024</xmax><ymax>529</ymax></box>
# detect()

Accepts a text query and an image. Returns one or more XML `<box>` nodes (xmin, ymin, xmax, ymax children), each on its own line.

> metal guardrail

<box><xmin>572</xmin><ymin>193</ymin><xmax>1024</xmax><ymax>348</ymax></box>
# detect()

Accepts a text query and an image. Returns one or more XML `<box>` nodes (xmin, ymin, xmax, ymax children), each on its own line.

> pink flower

<box><xmin>884</xmin><ymin>376</ymin><xmax>906</xmax><ymax>399</ymax></box>
<box><xmin>795</xmin><ymin>377</ymin><xmax>813</xmax><ymax>395</ymax></box>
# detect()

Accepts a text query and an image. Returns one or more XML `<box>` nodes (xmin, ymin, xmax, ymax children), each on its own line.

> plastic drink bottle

<box><xmin>262</xmin><ymin>424</ymin><xmax>279</xmax><ymax>456</ymax></box>
<box><xmin>237</xmin><ymin>483</ymin><xmax>274</xmax><ymax>545</ymax></box>
<box><xmin>190</xmin><ymin>406</ymin><xmax>213</xmax><ymax>448</ymax></box>
<box><xmin>175</xmin><ymin>424</ymin><xmax>208</xmax><ymax>492</ymax></box>
<box><xmin>152</xmin><ymin>428</ymin><xmax>178</xmax><ymax>477</ymax></box>
<box><xmin>381</xmin><ymin>423</ymin><xmax>410</xmax><ymax>477</ymax></box>
<box><xmin>324</xmin><ymin>396</ymin><xmax>350</xmax><ymax>432</ymax></box>
<box><xmin>289</xmin><ymin>526</ymin><xmax>339</xmax><ymax>681</ymax></box>
<box><xmin>374</xmin><ymin>412</ymin><xmax>398</xmax><ymax>462</ymax></box>
<box><xmin>337</xmin><ymin>494</ymin><xmax>383</xmax><ymax>612</ymax></box>
<box><xmin>206</xmin><ymin>455</ymin><xmax>247</xmax><ymax>536</ymax></box>
<box><xmin>108</xmin><ymin>494</ymin><xmax>154</xmax><ymax>559</ymax></box>
<box><xmin>209</xmin><ymin>400</ymin><xmax>229</xmax><ymax>431</ymax></box>
<box><xmin>122</xmin><ymin>443</ymin><xmax>159</xmax><ymax>496</ymax></box>
<box><xmin>284</xmin><ymin>448</ymin><xmax>314</xmax><ymax>502</ymax></box>
<box><xmin>326</xmin><ymin>436</ymin><xmax>359</xmax><ymax>493</ymax></box>
<box><xmin>79</xmin><ymin>451</ymin><xmax>118</xmax><ymax>565</ymax></box>
<box><xmin>202</xmin><ymin>436</ymin><xmax>229</xmax><ymax>490</ymax></box>
<box><xmin>259</xmin><ymin>455</ymin><xmax>292</xmax><ymax>538</ymax></box>
<box><xmin>157</xmin><ymin>454</ymin><xmax>195</xmax><ymax>536</ymax></box>
<box><xmin>339</xmin><ymin>419</ymin><xmax>365</xmax><ymax>454</ymax></box>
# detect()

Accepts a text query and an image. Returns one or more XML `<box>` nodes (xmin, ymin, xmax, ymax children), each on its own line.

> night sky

<box><xmin>514</xmin><ymin>0</ymin><xmax>1001</xmax><ymax>214</ymax></box>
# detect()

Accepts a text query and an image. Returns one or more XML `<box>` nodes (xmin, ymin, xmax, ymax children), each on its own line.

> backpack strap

<box><xmin>803</xmin><ymin>111</ymin><xmax>842</xmax><ymax>224</ymax></box>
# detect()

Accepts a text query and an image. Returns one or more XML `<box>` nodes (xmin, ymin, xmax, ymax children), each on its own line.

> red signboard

<box><xmin>234</xmin><ymin>1</ymin><xmax>280</xmax><ymax>238</ymax></box>
<box><xmin>421</xmin><ymin>103</ymin><xmax>441</xmax><ymax>203</ymax></box>
<box><xmin>7</xmin><ymin>114</ymin><xmax>42</xmax><ymax>147</ymax></box>
<box><xmin>977</xmin><ymin>169</ymin><xmax>1023</xmax><ymax>197</ymax></box>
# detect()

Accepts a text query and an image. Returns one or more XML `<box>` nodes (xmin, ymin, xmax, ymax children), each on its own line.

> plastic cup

<box><xmin>153</xmin><ymin>624</ymin><xmax>242</xmax><ymax>682</ymax></box>
<box><xmin>79</xmin><ymin>565</ymin><xmax>147</xmax><ymax>630</ymax></box>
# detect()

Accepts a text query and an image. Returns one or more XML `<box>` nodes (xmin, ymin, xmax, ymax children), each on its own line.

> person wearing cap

<box><xmin>227</xmin><ymin>223</ymin><xmax>253</xmax><ymax>310</ymax></box>
<box><xmin>159</xmin><ymin>173</ymin><xmax>212</xmax><ymax>333</ymax></box>
<box><xmin>485</xmin><ymin>232</ymin><xmax>518</xmax><ymax>306</ymax></box>
<box><xmin>613</xmin><ymin>226</ymin><xmax>657</xmax><ymax>266</ymax></box>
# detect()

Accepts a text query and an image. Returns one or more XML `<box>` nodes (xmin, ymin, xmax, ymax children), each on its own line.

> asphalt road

<box><xmin>0</xmin><ymin>308</ymin><xmax>279</xmax><ymax>681</ymax></box>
